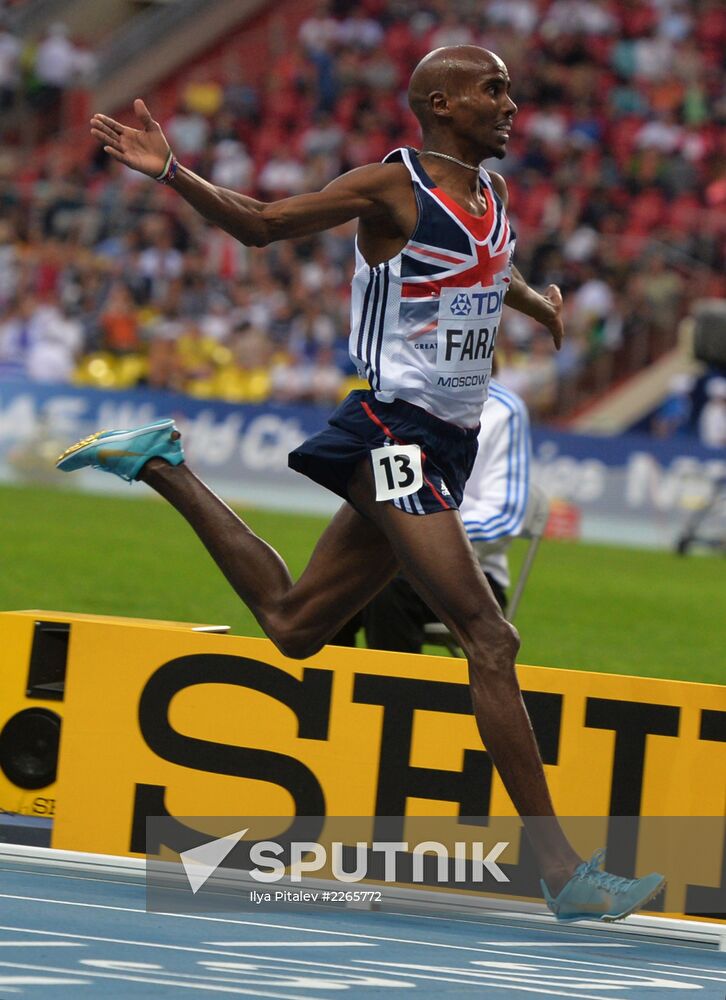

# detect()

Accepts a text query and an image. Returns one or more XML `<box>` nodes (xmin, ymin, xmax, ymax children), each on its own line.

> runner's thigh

<box><xmin>277</xmin><ymin>500</ymin><xmax>399</xmax><ymax>646</ymax></box>
<box><xmin>347</xmin><ymin>460</ymin><xmax>506</xmax><ymax>651</ymax></box>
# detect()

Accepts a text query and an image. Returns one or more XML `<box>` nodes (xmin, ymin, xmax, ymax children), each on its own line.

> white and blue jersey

<box><xmin>460</xmin><ymin>380</ymin><xmax>531</xmax><ymax>588</ymax></box>
<box><xmin>349</xmin><ymin>147</ymin><xmax>516</xmax><ymax>429</ymax></box>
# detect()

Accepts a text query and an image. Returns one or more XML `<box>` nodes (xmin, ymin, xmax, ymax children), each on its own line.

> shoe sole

<box><xmin>600</xmin><ymin>877</ymin><xmax>667</xmax><ymax>923</ymax></box>
<box><xmin>56</xmin><ymin>428</ymin><xmax>110</xmax><ymax>468</ymax></box>
<box><xmin>56</xmin><ymin>419</ymin><xmax>176</xmax><ymax>471</ymax></box>
<box><xmin>551</xmin><ymin>877</ymin><xmax>667</xmax><ymax>924</ymax></box>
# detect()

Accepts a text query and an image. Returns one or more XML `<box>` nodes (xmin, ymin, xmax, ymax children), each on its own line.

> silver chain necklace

<box><xmin>419</xmin><ymin>149</ymin><xmax>480</xmax><ymax>172</ymax></box>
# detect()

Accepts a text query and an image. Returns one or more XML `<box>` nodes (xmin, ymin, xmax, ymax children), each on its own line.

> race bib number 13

<box><xmin>371</xmin><ymin>444</ymin><xmax>423</xmax><ymax>501</ymax></box>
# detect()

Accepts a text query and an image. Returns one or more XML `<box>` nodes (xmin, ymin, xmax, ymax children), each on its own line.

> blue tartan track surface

<box><xmin>0</xmin><ymin>850</ymin><xmax>724</xmax><ymax>999</ymax></box>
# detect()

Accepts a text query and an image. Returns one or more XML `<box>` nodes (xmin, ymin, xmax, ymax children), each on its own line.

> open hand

<box><xmin>543</xmin><ymin>283</ymin><xmax>564</xmax><ymax>351</ymax></box>
<box><xmin>90</xmin><ymin>99</ymin><xmax>170</xmax><ymax>179</ymax></box>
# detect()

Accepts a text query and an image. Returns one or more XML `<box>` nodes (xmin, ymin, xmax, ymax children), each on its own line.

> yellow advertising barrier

<box><xmin>0</xmin><ymin>611</ymin><xmax>228</xmax><ymax>817</ymax></box>
<box><xmin>0</xmin><ymin>610</ymin><xmax>723</xmax><ymax>917</ymax></box>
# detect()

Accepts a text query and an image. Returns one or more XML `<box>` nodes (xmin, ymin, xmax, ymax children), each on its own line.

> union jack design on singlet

<box><xmin>349</xmin><ymin>147</ymin><xmax>517</xmax><ymax>428</ymax></box>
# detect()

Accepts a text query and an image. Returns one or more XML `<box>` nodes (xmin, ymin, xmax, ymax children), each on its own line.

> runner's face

<box><xmin>453</xmin><ymin>64</ymin><xmax>517</xmax><ymax>159</ymax></box>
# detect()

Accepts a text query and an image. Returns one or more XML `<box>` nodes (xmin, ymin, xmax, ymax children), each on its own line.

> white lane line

<box><xmin>0</xmin><ymin>866</ymin><xmax>143</xmax><ymax>890</ymax></box>
<box><xmin>652</xmin><ymin>962</ymin><xmax>726</xmax><ymax>975</ymax></box>
<box><xmin>0</xmin><ymin>942</ymin><xmax>83</xmax><ymax>948</ymax></box>
<box><xmin>207</xmin><ymin>958</ymin><xmax>631</xmax><ymax>998</ymax></box>
<box><xmin>647</xmin><ymin>965</ymin><xmax>726</xmax><ymax>983</ymax></box>
<box><xmin>0</xmin><ymin>940</ymin><xmax>86</xmax><ymax>948</ymax></box>
<box><xmin>0</xmin><ymin>870</ymin><xmax>648</xmax><ymax>946</ymax></box>
<box><xmin>382</xmin><ymin>908</ymin><xmax>713</xmax><ymax>952</ymax></box>
<box><xmin>1</xmin><ymin>893</ymin><xmax>718</xmax><ymax>982</ymax></box>
<box><xmin>202</xmin><ymin>961</ymin><xmax>618</xmax><ymax>1000</ymax></box>
<box><xmin>483</xmin><ymin>943</ymin><xmax>630</xmax><ymax>948</ymax></box>
<box><xmin>0</xmin><ymin>930</ymin><xmax>544</xmax><ymax>993</ymax></box>
<box><xmin>0</xmin><ymin>929</ymin><xmax>707</xmax><ymax>1000</ymax></box>
<box><xmin>0</xmin><ymin>963</ymin><xmax>326</xmax><ymax>1000</ymax></box>
<box><xmin>202</xmin><ymin>942</ymin><xmax>374</xmax><ymax>948</ymax></box>
<box><xmin>0</xmin><ymin>927</ymin><xmax>647</xmax><ymax>998</ymax></box>
<box><xmin>0</xmin><ymin>977</ymin><xmax>89</xmax><ymax>987</ymax></box>
<box><xmin>0</xmin><ymin>894</ymin><xmax>639</xmax><ymax>952</ymax></box>
<box><xmin>356</xmin><ymin>960</ymin><xmax>700</xmax><ymax>996</ymax></box>
<box><xmin>0</xmin><ymin>926</ymin><xmax>373</xmax><ymax>961</ymax></box>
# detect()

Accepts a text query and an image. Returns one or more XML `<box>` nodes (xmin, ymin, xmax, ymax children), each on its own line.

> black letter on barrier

<box><xmin>131</xmin><ymin>655</ymin><xmax>331</xmax><ymax>860</ymax></box>
<box><xmin>684</xmin><ymin>710</ymin><xmax>726</xmax><ymax>918</ymax></box>
<box><xmin>585</xmin><ymin>697</ymin><xmax>680</xmax><ymax>891</ymax></box>
<box><xmin>353</xmin><ymin>673</ymin><xmax>562</xmax><ymax>838</ymax></box>
<box><xmin>353</xmin><ymin>674</ymin><xmax>561</xmax><ymax>898</ymax></box>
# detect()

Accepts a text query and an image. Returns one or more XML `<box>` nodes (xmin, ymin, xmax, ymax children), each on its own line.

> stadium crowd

<box><xmin>1</xmin><ymin>0</ymin><xmax>725</xmax><ymax>425</ymax></box>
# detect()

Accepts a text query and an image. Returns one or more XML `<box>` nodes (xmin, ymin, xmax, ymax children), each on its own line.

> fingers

<box><xmin>91</xmin><ymin>113</ymin><xmax>123</xmax><ymax>135</ymax></box>
<box><xmin>550</xmin><ymin>320</ymin><xmax>564</xmax><ymax>351</ymax></box>
<box><xmin>134</xmin><ymin>98</ymin><xmax>154</xmax><ymax>127</ymax></box>
<box><xmin>102</xmin><ymin>146</ymin><xmax>127</xmax><ymax>164</ymax></box>
<box><xmin>545</xmin><ymin>283</ymin><xmax>563</xmax><ymax>305</ymax></box>
<box><xmin>91</xmin><ymin>120</ymin><xmax>122</xmax><ymax>148</ymax></box>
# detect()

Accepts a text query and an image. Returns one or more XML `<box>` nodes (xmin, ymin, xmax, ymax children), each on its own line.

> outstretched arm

<box><xmin>91</xmin><ymin>99</ymin><xmax>398</xmax><ymax>248</ymax></box>
<box><xmin>488</xmin><ymin>171</ymin><xmax>564</xmax><ymax>350</ymax></box>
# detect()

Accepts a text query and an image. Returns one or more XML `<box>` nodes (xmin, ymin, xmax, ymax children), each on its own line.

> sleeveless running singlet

<box><xmin>348</xmin><ymin>147</ymin><xmax>516</xmax><ymax>428</ymax></box>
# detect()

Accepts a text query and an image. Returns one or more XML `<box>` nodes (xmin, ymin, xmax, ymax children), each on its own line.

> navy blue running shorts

<box><xmin>288</xmin><ymin>390</ymin><xmax>479</xmax><ymax>515</ymax></box>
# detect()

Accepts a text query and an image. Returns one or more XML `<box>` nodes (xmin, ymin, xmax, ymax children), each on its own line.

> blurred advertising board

<box><xmin>1</xmin><ymin>378</ymin><xmax>723</xmax><ymax>547</ymax></box>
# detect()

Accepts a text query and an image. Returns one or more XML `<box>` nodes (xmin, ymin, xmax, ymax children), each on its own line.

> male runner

<box><xmin>57</xmin><ymin>46</ymin><xmax>664</xmax><ymax>921</ymax></box>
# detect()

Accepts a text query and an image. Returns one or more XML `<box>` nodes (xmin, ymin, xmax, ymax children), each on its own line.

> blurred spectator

<box><xmin>164</xmin><ymin>101</ymin><xmax>211</xmax><ymax>169</ymax></box>
<box><xmin>699</xmin><ymin>377</ymin><xmax>726</xmax><ymax>449</ymax></box>
<box><xmin>25</xmin><ymin>300</ymin><xmax>83</xmax><ymax>382</ymax></box>
<box><xmin>0</xmin><ymin>295</ymin><xmax>34</xmax><ymax>374</ymax></box>
<box><xmin>98</xmin><ymin>282</ymin><xmax>141</xmax><ymax>354</ymax></box>
<box><xmin>210</xmin><ymin>139</ymin><xmax>253</xmax><ymax>190</ymax></box>
<box><xmin>650</xmin><ymin>372</ymin><xmax>694</xmax><ymax>438</ymax></box>
<box><xmin>29</xmin><ymin>21</ymin><xmax>94</xmax><ymax>134</ymax></box>
<box><xmin>298</xmin><ymin>0</ymin><xmax>340</xmax><ymax>55</ymax></box>
<box><xmin>34</xmin><ymin>23</ymin><xmax>77</xmax><ymax>94</ymax></box>
<box><xmin>636</xmin><ymin>254</ymin><xmax>685</xmax><ymax>341</ymax></box>
<box><xmin>145</xmin><ymin>306</ymin><xmax>185</xmax><ymax>390</ymax></box>
<box><xmin>136</xmin><ymin>216</ymin><xmax>184</xmax><ymax>302</ymax></box>
<box><xmin>429</xmin><ymin>11</ymin><xmax>476</xmax><ymax>50</ymax></box>
<box><xmin>181</xmin><ymin>69</ymin><xmax>223</xmax><ymax>118</ymax></box>
<box><xmin>0</xmin><ymin>16</ymin><xmax>20</xmax><ymax>113</ymax></box>
<box><xmin>2</xmin><ymin>0</ymin><xmax>725</xmax><ymax>421</ymax></box>
<box><xmin>336</xmin><ymin>5</ymin><xmax>384</xmax><ymax>51</ymax></box>
<box><xmin>0</xmin><ymin>220</ymin><xmax>19</xmax><ymax>308</ymax></box>
<box><xmin>486</xmin><ymin>1</ymin><xmax>538</xmax><ymax>36</ymax></box>
<box><xmin>0</xmin><ymin>294</ymin><xmax>82</xmax><ymax>382</ymax></box>
<box><xmin>258</xmin><ymin>153</ymin><xmax>307</xmax><ymax>197</ymax></box>
<box><xmin>541</xmin><ymin>1</ymin><xmax>617</xmax><ymax>38</ymax></box>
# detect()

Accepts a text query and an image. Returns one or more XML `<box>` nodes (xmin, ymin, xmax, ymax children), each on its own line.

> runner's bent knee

<box><xmin>464</xmin><ymin>617</ymin><xmax>520</xmax><ymax>679</ymax></box>
<box><xmin>264</xmin><ymin>612</ymin><xmax>325</xmax><ymax>660</ymax></box>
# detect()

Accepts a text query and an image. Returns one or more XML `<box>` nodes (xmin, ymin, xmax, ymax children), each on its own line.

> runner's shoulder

<box><xmin>337</xmin><ymin>160</ymin><xmax>412</xmax><ymax>196</ymax></box>
<box><xmin>487</xmin><ymin>170</ymin><xmax>509</xmax><ymax>207</ymax></box>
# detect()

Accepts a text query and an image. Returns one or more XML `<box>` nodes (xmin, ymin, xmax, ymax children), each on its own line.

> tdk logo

<box><xmin>450</xmin><ymin>293</ymin><xmax>472</xmax><ymax>317</ymax></box>
<box><xmin>448</xmin><ymin>290</ymin><xmax>505</xmax><ymax>318</ymax></box>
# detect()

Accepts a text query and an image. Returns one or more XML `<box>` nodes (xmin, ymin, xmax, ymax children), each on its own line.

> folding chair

<box><xmin>423</xmin><ymin>484</ymin><xmax>551</xmax><ymax>656</ymax></box>
<box><xmin>675</xmin><ymin>475</ymin><xmax>726</xmax><ymax>555</ymax></box>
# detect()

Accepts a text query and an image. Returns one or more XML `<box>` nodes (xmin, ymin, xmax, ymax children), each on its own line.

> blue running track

<box><xmin>0</xmin><ymin>856</ymin><xmax>724</xmax><ymax>998</ymax></box>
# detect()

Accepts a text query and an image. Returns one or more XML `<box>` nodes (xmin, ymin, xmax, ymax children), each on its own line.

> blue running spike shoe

<box><xmin>56</xmin><ymin>418</ymin><xmax>184</xmax><ymax>483</ymax></box>
<box><xmin>541</xmin><ymin>849</ymin><xmax>665</xmax><ymax>923</ymax></box>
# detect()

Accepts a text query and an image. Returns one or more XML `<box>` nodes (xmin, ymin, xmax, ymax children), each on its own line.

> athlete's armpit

<box><xmin>260</xmin><ymin>162</ymin><xmax>414</xmax><ymax>245</ymax></box>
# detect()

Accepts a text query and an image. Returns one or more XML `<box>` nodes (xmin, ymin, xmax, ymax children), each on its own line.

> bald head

<box><xmin>408</xmin><ymin>46</ymin><xmax>506</xmax><ymax>129</ymax></box>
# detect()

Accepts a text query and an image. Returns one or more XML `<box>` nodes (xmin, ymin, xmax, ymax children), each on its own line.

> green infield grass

<box><xmin>1</xmin><ymin>482</ymin><xmax>722</xmax><ymax>685</ymax></box>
